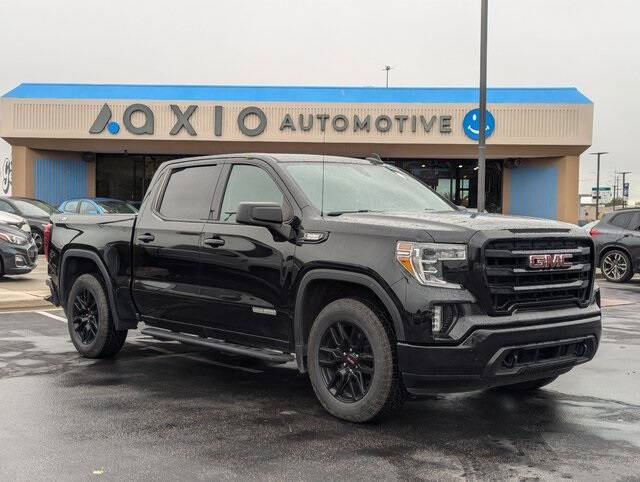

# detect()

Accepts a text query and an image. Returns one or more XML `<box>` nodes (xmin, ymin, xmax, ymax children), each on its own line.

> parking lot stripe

<box><xmin>36</xmin><ymin>311</ymin><xmax>68</xmax><ymax>323</ymax></box>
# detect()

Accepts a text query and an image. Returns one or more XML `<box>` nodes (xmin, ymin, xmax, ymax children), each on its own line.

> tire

<box><xmin>31</xmin><ymin>228</ymin><xmax>43</xmax><ymax>254</ymax></box>
<box><xmin>601</xmin><ymin>249</ymin><xmax>633</xmax><ymax>283</ymax></box>
<box><xmin>66</xmin><ymin>273</ymin><xmax>127</xmax><ymax>358</ymax></box>
<box><xmin>492</xmin><ymin>376</ymin><xmax>557</xmax><ymax>393</ymax></box>
<box><xmin>307</xmin><ymin>298</ymin><xmax>406</xmax><ymax>423</ymax></box>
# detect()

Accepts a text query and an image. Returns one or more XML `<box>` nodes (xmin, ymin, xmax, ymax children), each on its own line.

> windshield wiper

<box><xmin>326</xmin><ymin>209</ymin><xmax>378</xmax><ymax>216</ymax></box>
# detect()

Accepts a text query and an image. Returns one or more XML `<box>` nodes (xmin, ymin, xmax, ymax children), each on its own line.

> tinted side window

<box><xmin>610</xmin><ymin>212</ymin><xmax>634</xmax><ymax>229</ymax></box>
<box><xmin>159</xmin><ymin>164</ymin><xmax>221</xmax><ymax>220</ymax></box>
<box><xmin>0</xmin><ymin>199</ymin><xmax>16</xmax><ymax>213</ymax></box>
<box><xmin>64</xmin><ymin>200</ymin><xmax>79</xmax><ymax>213</ymax></box>
<box><xmin>220</xmin><ymin>165</ymin><xmax>284</xmax><ymax>223</ymax></box>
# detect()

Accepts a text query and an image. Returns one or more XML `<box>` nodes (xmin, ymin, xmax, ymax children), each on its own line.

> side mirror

<box><xmin>236</xmin><ymin>202</ymin><xmax>296</xmax><ymax>242</ymax></box>
<box><xmin>236</xmin><ymin>202</ymin><xmax>283</xmax><ymax>227</ymax></box>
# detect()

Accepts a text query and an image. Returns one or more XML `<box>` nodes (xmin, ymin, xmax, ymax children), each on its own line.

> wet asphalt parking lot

<box><xmin>1</xmin><ymin>281</ymin><xmax>639</xmax><ymax>481</ymax></box>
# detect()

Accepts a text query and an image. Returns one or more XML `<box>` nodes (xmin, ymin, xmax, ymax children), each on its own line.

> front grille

<box><xmin>483</xmin><ymin>237</ymin><xmax>593</xmax><ymax>314</ymax></box>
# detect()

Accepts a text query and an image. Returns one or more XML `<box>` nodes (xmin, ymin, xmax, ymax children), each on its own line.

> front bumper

<box><xmin>398</xmin><ymin>312</ymin><xmax>601</xmax><ymax>394</ymax></box>
<box><xmin>0</xmin><ymin>240</ymin><xmax>38</xmax><ymax>275</ymax></box>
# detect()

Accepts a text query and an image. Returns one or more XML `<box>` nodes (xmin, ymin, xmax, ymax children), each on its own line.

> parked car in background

<box><xmin>0</xmin><ymin>223</ymin><xmax>38</xmax><ymax>278</ymax></box>
<box><xmin>59</xmin><ymin>198</ymin><xmax>138</xmax><ymax>215</ymax></box>
<box><xmin>0</xmin><ymin>210</ymin><xmax>32</xmax><ymax>235</ymax></box>
<box><xmin>0</xmin><ymin>197</ymin><xmax>58</xmax><ymax>253</ymax></box>
<box><xmin>589</xmin><ymin>208</ymin><xmax>640</xmax><ymax>282</ymax></box>
<box><xmin>582</xmin><ymin>220</ymin><xmax>599</xmax><ymax>232</ymax></box>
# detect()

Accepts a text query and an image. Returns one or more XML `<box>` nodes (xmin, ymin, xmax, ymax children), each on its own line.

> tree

<box><xmin>606</xmin><ymin>197</ymin><xmax>625</xmax><ymax>207</ymax></box>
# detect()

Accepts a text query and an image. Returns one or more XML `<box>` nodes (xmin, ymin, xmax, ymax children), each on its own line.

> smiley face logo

<box><xmin>462</xmin><ymin>108</ymin><xmax>495</xmax><ymax>141</ymax></box>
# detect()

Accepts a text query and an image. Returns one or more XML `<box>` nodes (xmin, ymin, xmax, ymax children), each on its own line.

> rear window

<box><xmin>610</xmin><ymin>212</ymin><xmax>634</xmax><ymax>228</ymax></box>
<box><xmin>159</xmin><ymin>164</ymin><xmax>221</xmax><ymax>220</ymax></box>
<box><xmin>95</xmin><ymin>200</ymin><xmax>137</xmax><ymax>214</ymax></box>
<box><xmin>63</xmin><ymin>200</ymin><xmax>79</xmax><ymax>213</ymax></box>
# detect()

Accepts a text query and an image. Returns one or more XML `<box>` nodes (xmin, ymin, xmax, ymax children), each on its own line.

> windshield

<box><xmin>284</xmin><ymin>162</ymin><xmax>454</xmax><ymax>214</ymax></box>
<box><xmin>96</xmin><ymin>200</ymin><xmax>138</xmax><ymax>214</ymax></box>
<box><xmin>12</xmin><ymin>199</ymin><xmax>60</xmax><ymax>217</ymax></box>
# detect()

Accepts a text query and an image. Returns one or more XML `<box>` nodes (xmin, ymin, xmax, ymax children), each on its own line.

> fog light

<box><xmin>432</xmin><ymin>306</ymin><xmax>443</xmax><ymax>333</ymax></box>
<box><xmin>14</xmin><ymin>255</ymin><xmax>27</xmax><ymax>268</ymax></box>
<box><xmin>431</xmin><ymin>304</ymin><xmax>459</xmax><ymax>335</ymax></box>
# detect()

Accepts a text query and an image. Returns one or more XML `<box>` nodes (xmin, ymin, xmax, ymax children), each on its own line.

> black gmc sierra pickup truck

<box><xmin>46</xmin><ymin>154</ymin><xmax>601</xmax><ymax>422</ymax></box>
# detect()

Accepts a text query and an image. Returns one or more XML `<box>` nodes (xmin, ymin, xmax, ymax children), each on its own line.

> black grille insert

<box><xmin>489</xmin><ymin>336</ymin><xmax>596</xmax><ymax>376</ymax></box>
<box><xmin>483</xmin><ymin>237</ymin><xmax>593</xmax><ymax>314</ymax></box>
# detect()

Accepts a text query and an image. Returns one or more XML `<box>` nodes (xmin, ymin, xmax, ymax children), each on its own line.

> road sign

<box><xmin>592</xmin><ymin>186</ymin><xmax>612</xmax><ymax>203</ymax></box>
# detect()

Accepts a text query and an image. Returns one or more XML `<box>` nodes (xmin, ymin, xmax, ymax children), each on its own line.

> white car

<box><xmin>0</xmin><ymin>211</ymin><xmax>31</xmax><ymax>234</ymax></box>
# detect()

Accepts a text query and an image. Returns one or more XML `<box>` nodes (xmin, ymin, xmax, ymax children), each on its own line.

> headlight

<box><xmin>396</xmin><ymin>241</ymin><xmax>466</xmax><ymax>288</ymax></box>
<box><xmin>21</xmin><ymin>223</ymin><xmax>31</xmax><ymax>233</ymax></box>
<box><xmin>0</xmin><ymin>232</ymin><xmax>28</xmax><ymax>245</ymax></box>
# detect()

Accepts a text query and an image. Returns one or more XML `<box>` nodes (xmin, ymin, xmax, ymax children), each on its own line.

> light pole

<box><xmin>383</xmin><ymin>66</ymin><xmax>392</xmax><ymax>88</ymax></box>
<box><xmin>476</xmin><ymin>0</ymin><xmax>488</xmax><ymax>212</ymax></box>
<box><xmin>590</xmin><ymin>151</ymin><xmax>608</xmax><ymax>219</ymax></box>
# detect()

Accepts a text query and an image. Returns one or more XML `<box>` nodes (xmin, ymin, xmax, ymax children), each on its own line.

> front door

<box><xmin>198</xmin><ymin>161</ymin><xmax>297</xmax><ymax>347</ymax></box>
<box><xmin>132</xmin><ymin>161</ymin><xmax>223</xmax><ymax>331</ymax></box>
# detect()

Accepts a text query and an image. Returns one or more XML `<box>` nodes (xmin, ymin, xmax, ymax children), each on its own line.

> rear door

<box><xmin>132</xmin><ymin>160</ymin><xmax>223</xmax><ymax>330</ymax></box>
<box><xmin>198</xmin><ymin>159</ymin><xmax>297</xmax><ymax>347</ymax></box>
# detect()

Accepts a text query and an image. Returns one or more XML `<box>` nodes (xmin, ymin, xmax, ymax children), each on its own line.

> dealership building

<box><xmin>0</xmin><ymin>83</ymin><xmax>593</xmax><ymax>223</ymax></box>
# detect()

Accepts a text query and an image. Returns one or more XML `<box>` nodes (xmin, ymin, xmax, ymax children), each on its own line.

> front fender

<box><xmin>293</xmin><ymin>268</ymin><xmax>405</xmax><ymax>373</ymax></box>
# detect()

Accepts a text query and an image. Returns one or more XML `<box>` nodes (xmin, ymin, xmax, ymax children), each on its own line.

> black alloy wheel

<box><xmin>71</xmin><ymin>288</ymin><xmax>99</xmax><ymax>345</ymax></box>
<box><xmin>318</xmin><ymin>321</ymin><xmax>375</xmax><ymax>403</ymax></box>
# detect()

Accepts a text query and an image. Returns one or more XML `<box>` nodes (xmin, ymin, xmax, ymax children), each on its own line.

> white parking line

<box><xmin>36</xmin><ymin>311</ymin><xmax>68</xmax><ymax>323</ymax></box>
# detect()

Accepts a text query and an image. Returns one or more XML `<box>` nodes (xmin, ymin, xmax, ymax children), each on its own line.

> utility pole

<box><xmin>476</xmin><ymin>0</ymin><xmax>488</xmax><ymax>212</ymax></box>
<box><xmin>383</xmin><ymin>65</ymin><xmax>392</xmax><ymax>88</ymax></box>
<box><xmin>620</xmin><ymin>171</ymin><xmax>631</xmax><ymax>208</ymax></box>
<box><xmin>590</xmin><ymin>152</ymin><xmax>607</xmax><ymax>220</ymax></box>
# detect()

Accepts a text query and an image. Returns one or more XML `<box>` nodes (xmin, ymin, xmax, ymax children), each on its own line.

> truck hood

<box><xmin>329</xmin><ymin>210</ymin><xmax>579</xmax><ymax>243</ymax></box>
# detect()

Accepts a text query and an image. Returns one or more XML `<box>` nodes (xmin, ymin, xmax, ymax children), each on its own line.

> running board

<box><xmin>140</xmin><ymin>327</ymin><xmax>294</xmax><ymax>363</ymax></box>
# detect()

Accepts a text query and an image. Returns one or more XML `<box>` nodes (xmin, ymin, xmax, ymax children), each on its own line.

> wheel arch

<box><xmin>598</xmin><ymin>244</ymin><xmax>632</xmax><ymax>266</ymax></box>
<box><xmin>60</xmin><ymin>249</ymin><xmax>134</xmax><ymax>331</ymax></box>
<box><xmin>293</xmin><ymin>269</ymin><xmax>405</xmax><ymax>373</ymax></box>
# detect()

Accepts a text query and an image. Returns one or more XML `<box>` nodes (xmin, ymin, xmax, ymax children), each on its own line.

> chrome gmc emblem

<box><xmin>529</xmin><ymin>253</ymin><xmax>573</xmax><ymax>269</ymax></box>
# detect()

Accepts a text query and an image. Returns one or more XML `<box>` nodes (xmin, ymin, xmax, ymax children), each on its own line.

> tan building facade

<box><xmin>0</xmin><ymin>84</ymin><xmax>593</xmax><ymax>222</ymax></box>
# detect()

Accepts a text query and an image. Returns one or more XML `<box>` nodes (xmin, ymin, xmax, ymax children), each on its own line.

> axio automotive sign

<box><xmin>1</xmin><ymin>157</ymin><xmax>11</xmax><ymax>196</ymax></box>
<box><xmin>89</xmin><ymin>103</ymin><xmax>495</xmax><ymax>139</ymax></box>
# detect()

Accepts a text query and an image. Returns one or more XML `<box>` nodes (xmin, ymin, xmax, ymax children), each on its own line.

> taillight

<box><xmin>43</xmin><ymin>223</ymin><xmax>52</xmax><ymax>259</ymax></box>
<box><xmin>589</xmin><ymin>227</ymin><xmax>599</xmax><ymax>237</ymax></box>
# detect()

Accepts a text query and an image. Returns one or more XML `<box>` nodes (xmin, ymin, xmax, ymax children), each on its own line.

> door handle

<box><xmin>203</xmin><ymin>237</ymin><xmax>225</xmax><ymax>248</ymax></box>
<box><xmin>137</xmin><ymin>233</ymin><xmax>155</xmax><ymax>243</ymax></box>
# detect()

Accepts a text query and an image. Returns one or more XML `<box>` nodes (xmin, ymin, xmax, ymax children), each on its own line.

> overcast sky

<box><xmin>0</xmin><ymin>0</ymin><xmax>637</xmax><ymax>200</ymax></box>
